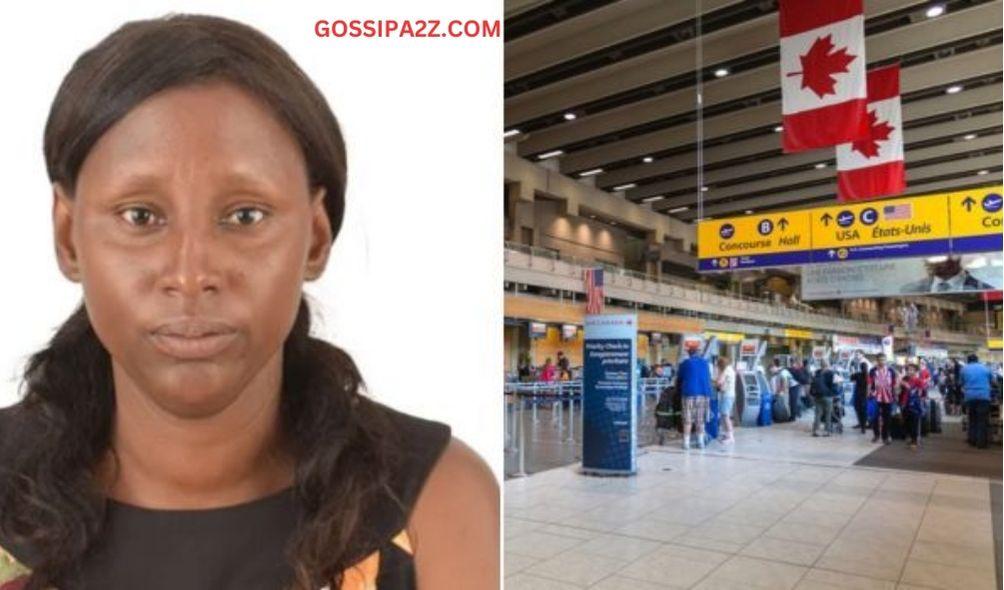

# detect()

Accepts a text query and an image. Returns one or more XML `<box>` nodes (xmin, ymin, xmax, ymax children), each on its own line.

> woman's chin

<box><xmin>147</xmin><ymin>371</ymin><xmax>245</xmax><ymax>419</ymax></box>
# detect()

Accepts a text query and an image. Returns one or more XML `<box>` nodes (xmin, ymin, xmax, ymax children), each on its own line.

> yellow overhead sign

<box><xmin>697</xmin><ymin>185</ymin><xmax>1003</xmax><ymax>271</ymax></box>
<box><xmin>784</xmin><ymin>329</ymin><xmax>815</xmax><ymax>340</ymax></box>
<box><xmin>988</xmin><ymin>338</ymin><xmax>1003</xmax><ymax>350</ymax></box>
<box><xmin>697</xmin><ymin>211</ymin><xmax>812</xmax><ymax>270</ymax></box>
<box><xmin>705</xmin><ymin>331</ymin><xmax>744</xmax><ymax>343</ymax></box>
<box><xmin>810</xmin><ymin>195</ymin><xmax>949</xmax><ymax>261</ymax></box>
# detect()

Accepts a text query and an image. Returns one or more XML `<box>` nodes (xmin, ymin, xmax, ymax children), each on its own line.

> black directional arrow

<box><xmin>779</xmin><ymin>217</ymin><xmax>790</xmax><ymax>230</ymax></box>
<box><xmin>962</xmin><ymin>196</ymin><xmax>976</xmax><ymax>212</ymax></box>
<box><xmin>821</xmin><ymin>213</ymin><xmax>833</xmax><ymax>226</ymax></box>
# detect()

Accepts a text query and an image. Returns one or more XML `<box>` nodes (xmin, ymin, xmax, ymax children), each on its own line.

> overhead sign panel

<box><xmin>948</xmin><ymin>188</ymin><xmax>1003</xmax><ymax>254</ymax></box>
<box><xmin>696</xmin><ymin>185</ymin><xmax>1002</xmax><ymax>271</ymax></box>
<box><xmin>696</xmin><ymin>211</ymin><xmax>811</xmax><ymax>271</ymax></box>
<box><xmin>809</xmin><ymin>194</ymin><xmax>950</xmax><ymax>263</ymax></box>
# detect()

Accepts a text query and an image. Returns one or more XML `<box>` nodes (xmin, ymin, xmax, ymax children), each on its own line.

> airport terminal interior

<box><xmin>502</xmin><ymin>1</ymin><xmax>1003</xmax><ymax>589</ymax></box>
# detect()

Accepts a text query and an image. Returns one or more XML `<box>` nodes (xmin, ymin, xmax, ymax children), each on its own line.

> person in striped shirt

<box><xmin>868</xmin><ymin>353</ymin><xmax>899</xmax><ymax>445</ymax></box>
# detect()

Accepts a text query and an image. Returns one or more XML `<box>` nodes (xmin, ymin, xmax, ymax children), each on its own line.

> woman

<box><xmin>0</xmin><ymin>15</ymin><xmax>497</xmax><ymax>590</ymax></box>
<box><xmin>539</xmin><ymin>358</ymin><xmax>556</xmax><ymax>382</ymax></box>
<box><xmin>899</xmin><ymin>363</ymin><xmax>928</xmax><ymax>450</ymax></box>
<box><xmin>715</xmin><ymin>356</ymin><xmax>736</xmax><ymax>444</ymax></box>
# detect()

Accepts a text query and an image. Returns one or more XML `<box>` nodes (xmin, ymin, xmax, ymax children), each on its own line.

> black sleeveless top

<box><xmin>0</xmin><ymin>401</ymin><xmax>451</xmax><ymax>590</ymax></box>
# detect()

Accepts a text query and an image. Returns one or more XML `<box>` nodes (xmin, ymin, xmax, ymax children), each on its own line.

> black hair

<box><xmin>1</xmin><ymin>14</ymin><xmax>395</xmax><ymax>590</ymax></box>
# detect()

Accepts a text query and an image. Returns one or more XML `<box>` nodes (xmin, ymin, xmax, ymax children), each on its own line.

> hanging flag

<box><xmin>836</xmin><ymin>64</ymin><xmax>906</xmax><ymax>201</ymax></box>
<box><xmin>779</xmin><ymin>0</ymin><xmax>869</xmax><ymax>152</ymax></box>
<box><xmin>584</xmin><ymin>268</ymin><xmax>604</xmax><ymax>315</ymax></box>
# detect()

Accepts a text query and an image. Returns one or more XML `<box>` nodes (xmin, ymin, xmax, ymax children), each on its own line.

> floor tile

<box><xmin>741</xmin><ymin>536</ymin><xmax>827</xmax><ymax>566</ymax></box>
<box><xmin>507</xmin><ymin>530</ymin><xmax>587</xmax><ymax>559</ymax></box>
<box><xmin>576</xmin><ymin>533</ymin><xmax>662</xmax><ymax>561</ymax></box>
<box><xmin>526</xmin><ymin>550</ymin><xmax>630</xmax><ymax>587</ymax></box>
<box><xmin>796</xmin><ymin>568</ymin><xmax>896</xmax><ymax>589</ymax></box>
<box><xmin>899</xmin><ymin>558</ymin><xmax>998</xmax><ymax>590</ymax></box>
<box><xmin>702</xmin><ymin>555</ymin><xmax>807</xmax><ymax>589</ymax></box>
<box><xmin>504</xmin><ymin>573</ymin><xmax>582</xmax><ymax>589</ymax></box>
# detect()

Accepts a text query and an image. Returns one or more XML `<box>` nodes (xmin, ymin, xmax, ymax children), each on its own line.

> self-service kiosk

<box><xmin>736</xmin><ymin>339</ymin><xmax>770</xmax><ymax>427</ymax></box>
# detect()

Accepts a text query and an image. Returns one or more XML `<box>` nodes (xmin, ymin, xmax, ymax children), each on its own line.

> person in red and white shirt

<box><xmin>868</xmin><ymin>353</ymin><xmax>899</xmax><ymax>444</ymax></box>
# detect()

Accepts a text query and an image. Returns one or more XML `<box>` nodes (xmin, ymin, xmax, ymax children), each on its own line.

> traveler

<box><xmin>852</xmin><ymin>361</ymin><xmax>869</xmax><ymax>434</ymax></box>
<box><xmin>715</xmin><ymin>356</ymin><xmax>737</xmax><ymax>444</ymax></box>
<box><xmin>677</xmin><ymin>344</ymin><xmax>713</xmax><ymax>450</ymax></box>
<box><xmin>539</xmin><ymin>358</ymin><xmax>556</xmax><ymax>382</ymax></box>
<box><xmin>961</xmin><ymin>353</ymin><xmax>994</xmax><ymax>449</ymax></box>
<box><xmin>811</xmin><ymin>359</ymin><xmax>838</xmax><ymax>437</ymax></box>
<box><xmin>868</xmin><ymin>353</ymin><xmax>898</xmax><ymax>444</ymax></box>
<box><xmin>899</xmin><ymin>363</ymin><xmax>927</xmax><ymax>450</ymax></box>
<box><xmin>556</xmin><ymin>351</ymin><xmax>571</xmax><ymax>380</ymax></box>
<box><xmin>788</xmin><ymin>358</ymin><xmax>812</xmax><ymax>419</ymax></box>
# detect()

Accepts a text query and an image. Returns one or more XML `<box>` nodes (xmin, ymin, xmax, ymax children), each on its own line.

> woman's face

<box><xmin>53</xmin><ymin>81</ymin><xmax>332</xmax><ymax>418</ymax></box>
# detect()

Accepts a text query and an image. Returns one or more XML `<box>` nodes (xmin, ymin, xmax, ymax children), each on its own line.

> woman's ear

<box><xmin>304</xmin><ymin>186</ymin><xmax>333</xmax><ymax>281</ymax></box>
<box><xmin>52</xmin><ymin>182</ymin><xmax>82</xmax><ymax>282</ymax></box>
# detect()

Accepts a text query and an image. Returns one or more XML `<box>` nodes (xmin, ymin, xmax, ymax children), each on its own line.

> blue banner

<box><xmin>582</xmin><ymin>314</ymin><xmax>637</xmax><ymax>475</ymax></box>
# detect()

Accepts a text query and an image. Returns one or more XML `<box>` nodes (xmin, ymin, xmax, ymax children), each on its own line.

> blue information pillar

<box><xmin>582</xmin><ymin>314</ymin><xmax>638</xmax><ymax>475</ymax></box>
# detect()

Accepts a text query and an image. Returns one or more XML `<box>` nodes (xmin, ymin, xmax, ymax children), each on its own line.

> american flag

<box><xmin>584</xmin><ymin>268</ymin><xmax>604</xmax><ymax>315</ymax></box>
<box><xmin>883</xmin><ymin>203</ymin><xmax>912</xmax><ymax>220</ymax></box>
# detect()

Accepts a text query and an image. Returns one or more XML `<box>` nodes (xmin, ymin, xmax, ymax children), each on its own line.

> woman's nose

<box><xmin>158</xmin><ymin>228</ymin><xmax>223</xmax><ymax>298</ymax></box>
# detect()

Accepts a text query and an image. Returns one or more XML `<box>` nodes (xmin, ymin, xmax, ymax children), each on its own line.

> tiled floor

<box><xmin>505</xmin><ymin>417</ymin><xmax>1000</xmax><ymax>589</ymax></box>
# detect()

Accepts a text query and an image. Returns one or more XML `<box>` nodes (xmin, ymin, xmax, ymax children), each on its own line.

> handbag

<box><xmin>866</xmin><ymin>397</ymin><xmax>878</xmax><ymax>421</ymax></box>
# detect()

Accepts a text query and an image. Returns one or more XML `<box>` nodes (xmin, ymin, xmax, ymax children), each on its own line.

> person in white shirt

<box><xmin>716</xmin><ymin>356</ymin><xmax>737</xmax><ymax>444</ymax></box>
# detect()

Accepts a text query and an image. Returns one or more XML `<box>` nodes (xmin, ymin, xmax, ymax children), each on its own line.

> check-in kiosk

<box><xmin>736</xmin><ymin>339</ymin><xmax>770</xmax><ymax>427</ymax></box>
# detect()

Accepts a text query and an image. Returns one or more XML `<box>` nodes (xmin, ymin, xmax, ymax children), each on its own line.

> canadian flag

<box><xmin>836</xmin><ymin>65</ymin><xmax>906</xmax><ymax>201</ymax></box>
<box><xmin>779</xmin><ymin>0</ymin><xmax>869</xmax><ymax>152</ymax></box>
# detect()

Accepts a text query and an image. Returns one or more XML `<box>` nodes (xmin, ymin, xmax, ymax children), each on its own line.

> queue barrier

<box><xmin>503</xmin><ymin>378</ymin><xmax>670</xmax><ymax>477</ymax></box>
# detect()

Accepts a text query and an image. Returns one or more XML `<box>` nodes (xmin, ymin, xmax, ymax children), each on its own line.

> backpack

<box><xmin>810</xmin><ymin>370</ymin><xmax>832</xmax><ymax>398</ymax></box>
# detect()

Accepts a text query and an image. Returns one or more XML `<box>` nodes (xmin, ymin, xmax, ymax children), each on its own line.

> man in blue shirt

<box><xmin>677</xmin><ymin>343</ymin><xmax>713</xmax><ymax>450</ymax></box>
<box><xmin>961</xmin><ymin>353</ymin><xmax>994</xmax><ymax>449</ymax></box>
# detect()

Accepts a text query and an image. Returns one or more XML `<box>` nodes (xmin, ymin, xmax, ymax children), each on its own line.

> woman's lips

<box><xmin>149</xmin><ymin>320</ymin><xmax>238</xmax><ymax>360</ymax></box>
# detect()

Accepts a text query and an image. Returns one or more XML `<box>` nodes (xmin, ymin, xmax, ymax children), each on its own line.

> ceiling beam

<box><xmin>517</xmin><ymin>2</ymin><xmax>1001</xmax><ymax>157</ymax></box>
<box><xmin>557</xmin><ymin>44</ymin><xmax>1001</xmax><ymax>173</ymax></box>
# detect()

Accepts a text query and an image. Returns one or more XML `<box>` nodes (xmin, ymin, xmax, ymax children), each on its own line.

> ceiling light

<box><xmin>503</xmin><ymin>129</ymin><xmax>521</xmax><ymax>138</ymax></box>
<box><xmin>588</xmin><ymin>214</ymin><xmax>596</xmax><ymax>219</ymax></box>
<box><xmin>925</xmin><ymin>5</ymin><xmax>945</xmax><ymax>18</ymax></box>
<box><xmin>537</xmin><ymin>149</ymin><xmax>564</xmax><ymax>160</ymax></box>
<box><xmin>963</xmin><ymin>133</ymin><xmax>977</xmax><ymax>140</ymax></box>
<box><xmin>978</xmin><ymin>170</ymin><xmax>990</xmax><ymax>175</ymax></box>
<box><xmin>773</xmin><ymin>125</ymin><xmax>783</xmax><ymax>133</ymax></box>
<box><xmin>610</xmin><ymin>221</ymin><xmax>618</xmax><ymax>226</ymax></box>
<box><xmin>701</xmin><ymin>186</ymin><xmax>709</xmax><ymax>192</ymax></box>
<box><xmin>714</xmin><ymin>68</ymin><xmax>729</xmax><ymax>78</ymax></box>
<box><xmin>946</xmin><ymin>84</ymin><xmax>963</xmax><ymax>94</ymax></box>
<box><xmin>641</xmin><ymin>196</ymin><xmax>663</xmax><ymax>203</ymax></box>
<box><xmin>563</xmin><ymin>112</ymin><xmax>577</xmax><ymax>121</ymax></box>
<box><xmin>668</xmin><ymin>206</ymin><xmax>689</xmax><ymax>214</ymax></box>
<box><xmin>579</xmin><ymin>168</ymin><xmax>604</xmax><ymax>177</ymax></box>
<box><xmin>745</xmin><ymin>210</ymin><xmax>755</xmax><ymax>214</ymax></box>
<box><xmin>926</xmin><ymin>255</ymin><xmax>948</xmax><ymax>264</ymax></box>
<box><xmin>642</xmin><ymin>156</ymin><xmax>655</xmax><ymax>163</ymax></box>
<box><xmin>814</xmin><ymin>162</ymin><xmax>827</xmax><ymax>169</ymax></box>
<box><xmin>613</xmin><ymin>183</ymin><xmax>637</xmax><ymax>191</ymax></box>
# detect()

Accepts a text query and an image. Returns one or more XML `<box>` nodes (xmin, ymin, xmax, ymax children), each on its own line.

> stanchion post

<box><xmin>513</xmin><ymin>393</ymin><xmax>528</xmax><ymax>478</ymax></box>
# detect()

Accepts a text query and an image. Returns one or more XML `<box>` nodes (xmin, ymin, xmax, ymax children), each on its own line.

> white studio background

<box><xmin>0</xmin><ymin>1</ymin><xmax>502</xmax><ymax>478</ymax></box>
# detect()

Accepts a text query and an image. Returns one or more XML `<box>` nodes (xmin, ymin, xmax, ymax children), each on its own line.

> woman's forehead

<box><xmin>76</xmin><ymin>80</ymin><xmax>308</xmax><ymax>194</ymax></box>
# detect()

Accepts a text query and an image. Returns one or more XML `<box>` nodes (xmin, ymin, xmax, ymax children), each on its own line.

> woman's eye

<box><xmin>119</xmin><ymin>207</ymin><xmax>160</xmax><ymax>227</ymax></box>
<box><xmin>224</xmin><ymin>207</ymin><xmax>267</xmax><ymax>226</ymax></box>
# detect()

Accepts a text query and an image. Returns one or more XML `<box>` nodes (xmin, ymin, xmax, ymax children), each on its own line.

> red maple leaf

<box><xmin>788</xmin><ymin>34</ymin><xmax>857</xmax><ymax>98</ymax></box>
<box><xmin>851</xmin><ymin>110</ymin><xmax>894</xmax><ymax>158</ymax></box>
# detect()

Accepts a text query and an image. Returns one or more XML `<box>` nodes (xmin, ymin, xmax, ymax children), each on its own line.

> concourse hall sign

<box><xmin>697</xmin><ymin>185</ymin><xmax>1003</xmax><ymax>271</ymax></box>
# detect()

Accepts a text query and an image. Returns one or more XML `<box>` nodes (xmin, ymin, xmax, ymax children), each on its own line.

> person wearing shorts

<box><xmin>716</xmin><ymin>356</ymin><xmax>736</xmax><ymax>444</ymax></box>
<box><xmin>677</xmin><ymin>344</ymin><xmax>713</xmax><ymax>450</ymax></box>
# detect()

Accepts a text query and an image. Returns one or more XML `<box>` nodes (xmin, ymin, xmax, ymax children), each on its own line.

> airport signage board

<box><xmin>582</xmin><ymin>314</ymin><xmax>638</xmax><ymax>475</ymax></box>
<box><xmin>802</xmin><ymin>252</ymin><xmax>1002</xmax><ymax>300</ymax></box>
<box><xmin>697</xmin><ymin>185</ymin><xmax>1003</xmax><ymax>271</ymax></box>
<box><xmin>697</xmin><ymin>210</ymin><xmax>812</xmax><ymax>270</ymax></box>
